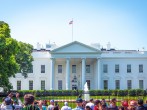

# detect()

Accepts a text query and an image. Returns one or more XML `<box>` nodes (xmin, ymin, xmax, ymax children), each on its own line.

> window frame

<box><xmin>72</xmin><ymin>65</ymin><xmax>76</xmax><ymax>73</ymax></box>
<box><xmin>115</xmin><ymin>64</ymin><xmax>119</xmax><ymax>73</ymax></box>
<box><xmin>139</xmin><ymin>80</ymin><xmax>143</xmax><ymax>89</ymax></box>
<box><xmin>104</xmin><ymin>80</ymin><xmax>108</xmax><ymax>89</ymax></box>
<box><xmin>86</xmin><ymin>65</ymin><xmax>90</xmax><ymax>73</ymax></box>
<box><xmin>127</xmin><ymin>80</ymin><xmax>132</xmax><ymax>89</ymax></box>
<box><xmin>41</xmin><ymin>65</ymin><xmax>45</xmax><ymax>73</ymax></box>
<box><xmin>29</xmin><ymin>80</ymin><xmax>33</xmax><ymax>90</ymax></box>
<box><xmin>41</xmin><ymin>80</ymin><xmax>45</xmax><ymax>90</ymax></box>
<box><xmin>58</xmin><ymin>80</ymin><xmax>62</xmax><ymax>90</ymax></box>
<box><xmin>127</xmin><ymin>64</ymin><xmax>131</xmax><ymax>73</ymax></box>
<box><xmin>58</xmin><ymin>65</ymin><xmax>62</xmax><ymax>73</ymax></box>
<box><xmin>139</xmin><ymin>64</ymin><xmax>143</xmax><ymax>73</ymax></box>
<box><xmin>115</xmin><ymin>80</ymin><xmax>120</xmax><ymax>89</ymax></box>
<box><xmin>103</xmin><ymin>64</ymin><xmax>108</xmax><ymax>73</ymax></box>
<box><xmin>17</xmin><ymin>81</ymin><xmax>21</xmax><ymax>90</ymax></box>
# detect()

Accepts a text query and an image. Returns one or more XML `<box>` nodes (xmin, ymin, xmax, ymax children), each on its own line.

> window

<box><xmin>103</xmin><ymin>64</ymin><xmax>108</xmax><ymax>73</ymax></box>
<box><xmin>139</xmin><ymin>64</ymin><xmax>143</xmax><ymax>73</ymax></box>
<box><xmin>115</xmin><ymin>80</ymin><xmax>120</xmax><ymax>89</ymax></box>
<box><xmin>72</xmin><ymin>65</ymin><xmax>76</xmax><ymax>73</ymax></box>
<box><xmin>86</xmin><ymin>80</ymin><xmax>90</xmax><ymax>90</ymax></box>
<box><xmin>139</xmin><ymin>80</ymin><xmax>143</xmax><ymax>89</ymax></box>
<box><xmin>104</xmin><ymin>80</ymin><xmax>108</xmax><ymax>89</ymax></box>
<box><xmin>127</xmin><ymin>64</ymin><xmax>131</xmax><ymax>73</ymax></box>
<box><xmin>58</xmin><ymin>65</ymin><xmax>62</xmax><ymax>73</ymax></box>
<box><xmin>17</xmin><ymin>81</ymin><xmax>21</xmax><ymax>90</ymax></box>
<box><xmin>86</xmin><ymin>65</ymin><xmax>90</xmax><ymax>73</ymax></box>
<box><xmin>127</xmin><ymin>80</ymin><xmax>132</xmax><ymax>89</ymax></box>
<box><xmin>41</xmin><ymin>80</ymin><xmax>45</xmax><ymax>90</ymax></box>
<box><xmin>41</xmin><ymin>65</ymin><xmax>45</xmax><ymax>73</ymax></box>
<box><xmin>58</xmin><ymin>80</ymin><xmax>62</xmax><ymax>90</ymax></box>
<box><xmin>115</xmin><ymin>64</ymin><xmax>119</xmax><ymax>73</ymax></box>
<box><xmin>29</xmin><ymin>80</ymin><xmax>33</xmax><ymax>90</ymax></box>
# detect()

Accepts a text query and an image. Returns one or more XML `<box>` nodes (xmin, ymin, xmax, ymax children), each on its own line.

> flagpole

<box><xmin>69</xmin><ymin>19</ymin><xmax>73</xmax><ymax>42</ymax></box>
<box><xmin>72</xmin><ymin>19</ymin><xmax>73</xmax><ymax>42</ymax></box>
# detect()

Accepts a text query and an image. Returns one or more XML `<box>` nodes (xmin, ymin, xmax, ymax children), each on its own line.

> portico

<box><xmin>49</xmin><ymin>41</ymin><xmax>101</xmax><ymax>90</ymax></box>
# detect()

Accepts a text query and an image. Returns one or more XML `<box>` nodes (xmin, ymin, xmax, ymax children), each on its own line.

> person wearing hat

<box><xmin>61</xmin><ymin>102</ymin><xmax>71</xmax><ymax>110</ymax></box>
<box><xmin>86</xmin><ymin>98</ymin><xmax>94</xmax><ymax>110</ymax></box>
<box><xmin>73</xmin><ymin>98</ymin><xmax>84</xmax><ymax>110</ymax></box>
<box><xmin>1</xmin><ymin>97</ymin><xmax>13</xmax><ymax>110</ymax></box>
<box><xmin>48</xmin><ymin>100</ymin><xmax>55</xmax><ymax>110</ymax></box>
<box><xmin>85</xmin><ymin>106</ymin><xmax>92</xmax><ymax>110</ymax></box>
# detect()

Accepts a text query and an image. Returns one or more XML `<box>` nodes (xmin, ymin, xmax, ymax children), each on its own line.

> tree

<box><xmin>16</xmin><ymin>41</ymin><xmax>33</xmax><ymax>78</ymax></box>
<box><xmin>0</xmin><ymin>21</ymin><xmax>33</xmax><ymax>90</ymax></box>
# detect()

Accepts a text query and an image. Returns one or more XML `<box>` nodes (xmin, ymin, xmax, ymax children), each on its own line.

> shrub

<box><xmin>1</xmin><ymin>89</ymin><xmax>146</xmax><ymax>97</ymax></box>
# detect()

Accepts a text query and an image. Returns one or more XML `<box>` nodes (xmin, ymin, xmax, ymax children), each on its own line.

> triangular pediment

<box><xmin>51</xmin><ymin>41</ymin><xmax>101</xmax><ymax>53</ymax></box>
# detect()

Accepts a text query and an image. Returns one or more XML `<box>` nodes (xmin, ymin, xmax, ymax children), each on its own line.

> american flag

<box><xmin>69</xmin><ymin>20</ymin><xmax>73</xmax><ymax>25</ymax></box>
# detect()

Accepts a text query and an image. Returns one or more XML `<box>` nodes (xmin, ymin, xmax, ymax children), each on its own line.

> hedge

<box><xmin>0</xmin><ymin>89</ymin><xmax>146</xmax><ymax>97</ymax></box>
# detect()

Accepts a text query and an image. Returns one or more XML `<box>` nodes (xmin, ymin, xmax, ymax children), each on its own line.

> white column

<box><xmin>50</xmin><ymin>58</ymin><xmax>55</xmax><ymax>90</ymax></box>
<box><xmin>97</xmin><ymin>58</ymin><xmax>101</xmax><ymax>90</ymax></box>
<box><xmin>82</xmin><ymin>58</ymin><xmax>86</xmax><ymax>90</ymax></box>
<box><xmin>66</xmin><ymin>58</ymin><xmax>70</xmax><ymax>90</ymax></box>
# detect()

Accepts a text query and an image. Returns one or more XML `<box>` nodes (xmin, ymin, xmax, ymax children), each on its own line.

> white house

<box><xmin>9</xmin><ymin>41</ymin><xmax>147</xmax><ymax>90</ymax></box>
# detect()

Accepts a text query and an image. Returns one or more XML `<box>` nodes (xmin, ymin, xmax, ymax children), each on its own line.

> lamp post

<box><xmin>109</xmin><ymin>89</ymin><xmax>110</xmax><ymax>102</ymax></box>
<box><xmin>44</xmin><ymin>89</ymin><xmax>46</xmax><ymax>100</ymax></box>
<box><xmin>136</xmin><ymin>89</ymin><xmax>138</xmax><ymax>100</ymax></box>
<box><xmin>146</xmin><ymin>89</ymin><xmax>147</xmax><ymax>100</ymax></box>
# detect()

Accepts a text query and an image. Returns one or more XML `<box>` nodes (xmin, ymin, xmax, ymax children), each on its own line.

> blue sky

<box><xmin>0</xmin><ymin>0</ymin><xmax>147</xmax><ymax>50</ymax></box>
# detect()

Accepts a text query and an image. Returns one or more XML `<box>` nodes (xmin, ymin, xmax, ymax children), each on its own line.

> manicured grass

<box><xmin>35</xmin><ymin>95</ymin><xmax>146</xmax><ymax>101</ymax></box>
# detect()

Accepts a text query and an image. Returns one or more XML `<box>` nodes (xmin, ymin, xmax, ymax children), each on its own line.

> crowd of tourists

<box><xmin>0</xmin><ymin>92</ymin><xmax>147</xmax><ymax>110</ymax></box>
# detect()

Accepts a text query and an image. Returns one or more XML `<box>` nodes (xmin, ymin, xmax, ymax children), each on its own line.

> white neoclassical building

<box><xmin>9</xmin><ymin>41</ymin><xmax>147</xmax><ymax>90</ymax></box>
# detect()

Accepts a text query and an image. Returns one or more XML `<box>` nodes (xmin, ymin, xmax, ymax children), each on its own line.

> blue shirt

<box><xmin>73</xmin><ymin>106</ymin><xmax>84</xmax><ymax>110</ymax></box>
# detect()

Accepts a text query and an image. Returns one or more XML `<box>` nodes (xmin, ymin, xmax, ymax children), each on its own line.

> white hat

<box><xmin>64</xmin><ymin>102</ymin><xmax>68</xmax><ymax>106</ymax></box>
<box><xmin>50</xmin><ymin>100</ymin><xmax>54</xmax><ymax>103</ymax></box>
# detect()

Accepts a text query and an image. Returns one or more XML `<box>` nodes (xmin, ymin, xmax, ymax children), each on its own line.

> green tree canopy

<box><xmin>0</xmin><ymin>21</ymin><xmax>33</xmax><ymax>90</ymax></box>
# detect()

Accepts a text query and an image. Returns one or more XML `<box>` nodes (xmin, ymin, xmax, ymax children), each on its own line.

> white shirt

<box><xmin>1</xmin><ymin>105</ymin><xmax>13</xmax><ymax>110</ymax></box>
<box><xmin>48</xmin><ymin>105</ymin><xmax>54</xmax><ymax>110</ymax></box>
<box><xmin>86</xmin><ymin>102</ymin><xmax>94</xmax><ymax>110</ymax></box>
<box><xmin>61</xmin><ymin>105</ymin><xmax>71</xmax><ymax>110</ymax></box>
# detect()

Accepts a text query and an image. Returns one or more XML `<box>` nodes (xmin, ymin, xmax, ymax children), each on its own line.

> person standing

<box><xmin>73</xmin><ymin>98</ymin><xmax>84</xmax><ymax>110</ymax></box>
<box><xmin>94</xmin><ymin>100</ymin><xmax>101</xmax><ymax>110</ymax></box>
<box><xmin>48</xmin><ymin>100</ymin><xmax>55</xmax><ymax>110</ymax></box>
<box><xmin>61</xmin><ymin>102</ymin><xmax>71</xmax><ymax>110</ymax></box>
<box><xmin>86</xmin><ymin>98</ymin><xmax>94</xmax><ymax>110</ymax></box>
<box><xmin>136</xmin><ymin>99</ymin><xmax>147</xmax><ymax>110</ymax></box>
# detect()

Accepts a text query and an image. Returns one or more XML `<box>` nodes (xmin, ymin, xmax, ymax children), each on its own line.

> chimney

<box><xmin>107</xmin><ymin>42</ymin><xmax>111</xmax><ymax>50</ymax></box>
<box><xmin>37</xmin><ymin>42</ymin><xmax>41</xmax><ymax>50</ymax></box>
